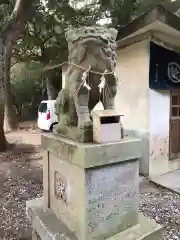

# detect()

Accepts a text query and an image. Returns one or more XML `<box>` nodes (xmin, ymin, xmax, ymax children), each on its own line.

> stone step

<box><xmin>108</xmin><ymin>214</ymin><xmax>163</xmax><ymax>240</ymax></box>
<box><xmin>26</xmin><ymin>198</ymin><xmax>77</xmax><ymax>240</ymax></box>
<box><xmin>27</xmin><ymin>198</ymin><xmax>163</xmax><ymax>240</ymax></box>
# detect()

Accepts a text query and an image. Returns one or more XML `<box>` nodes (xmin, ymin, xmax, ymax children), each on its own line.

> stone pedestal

<box><xmin>26</xmin><ymin>134</ymin><xmax>163</xmax><ymax>240</ymax></box>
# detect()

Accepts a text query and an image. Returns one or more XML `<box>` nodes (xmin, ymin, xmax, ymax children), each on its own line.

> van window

<box><xmin>39</xmin><ymin>102</ymin><xmax>47</xmax><ymax>113</ymax></box>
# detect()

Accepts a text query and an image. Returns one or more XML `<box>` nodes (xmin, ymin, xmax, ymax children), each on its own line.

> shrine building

<box><xmin>116</xmin><ymin>5</ymin><xmax>180</xmax><ymax>176</ymax></box>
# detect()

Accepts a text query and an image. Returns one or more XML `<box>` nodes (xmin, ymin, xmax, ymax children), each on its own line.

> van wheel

<box><xmin>50</xmin><ymin>123</ymin><xmax>58</xmax><ymax>132</ymax></box>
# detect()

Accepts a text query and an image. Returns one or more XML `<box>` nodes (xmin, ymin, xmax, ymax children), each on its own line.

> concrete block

<box><xmin>107</xmin><ymin>214</ymin><xmax>163</xmax><ymax>240</ymax></box>
<box><xmin>41</xmin><ymin>134</ymin><xmax>142</xmax><ymax>240</ymax></box>
<box><xmin>26</xmin><ymin>199</ymin><xmax>163</xmax><ymax>240</ymax></box>
<box><xmin>85</xmin><ymin>161</ymin><xmax>139</xmax><ymax>239</ymax></box>
<box><xmin>27</xmin><ymin>198</ymin><xmax>76</xmax><ymax>240</ymax></box>
<box><xmin>32</xmin><ymin>134</ymin><xmax>164</xmax><ymax>240</ymax></box>
<box><xmin>46</xmin><ymin>153</ymin><xmax>139</xmax><ymax>240</ymax></box>
<box><xmin>41</xmin><ymin>134</ymin><xmax>142</xmax><ymax>168</ymax></box>
<box><xmin>92</xmin><ymin>110</ymin><xmax>123</xmax><ymax>143</ymax></box>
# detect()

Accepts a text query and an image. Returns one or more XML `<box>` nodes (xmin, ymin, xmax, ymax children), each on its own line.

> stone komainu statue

<box><xmin>55</xmin><ymin>26</ymin><xmax>118</xmax><ymax>141</ymax></box>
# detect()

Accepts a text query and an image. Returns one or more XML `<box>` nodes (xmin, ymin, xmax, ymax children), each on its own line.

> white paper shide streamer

<box><xmin>82</xmin><ymin>66</ymin><xmax>91</xmax><ymax>91</ymax></box>
<box><xmin>98</xmin><ymin>70</ymin><xmax>108</xmax><ymax>93</ymax></box>
<box><xmin>76</xmin><ymin>67</ymin><xmax>119</xmax><ymax>97</ymax></box>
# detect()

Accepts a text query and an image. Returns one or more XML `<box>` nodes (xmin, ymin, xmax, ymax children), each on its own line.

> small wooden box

<box><xmin>92</xmin><ymin>110</ymin><xmax>123</xmax><ymax>143</ymax></box>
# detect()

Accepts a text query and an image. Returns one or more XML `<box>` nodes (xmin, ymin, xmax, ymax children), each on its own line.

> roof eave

<box><xmin>117</xmin><ymin>5</ymin><xmax>180</xmax><ymax>42</ymax></box>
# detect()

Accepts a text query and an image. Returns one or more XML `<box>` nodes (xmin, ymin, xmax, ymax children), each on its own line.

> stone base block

<box><xmin>42</xmin><ymin>134</ymin><xmax>142</xmax><ymax>240</ymax></box>
<box><xmin>54</xmin><ymin>124</ymin><xmax>93</xmax><ymax>142</ymax></box>
<box><xmin>107</xmin><ymin>214</ymin><xmax>163</xmax><ymax>240</ymax></box>
<box><xmin>26</xmin><ymin>198</ymin><xmax>163</xmax><ymax>240</ymax></box>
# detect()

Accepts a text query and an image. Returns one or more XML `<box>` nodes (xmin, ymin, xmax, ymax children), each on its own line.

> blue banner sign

<box><xmin>149</xmin><ymin>41</ymin><xmax>180</xmax><ymax>89</ymax></box>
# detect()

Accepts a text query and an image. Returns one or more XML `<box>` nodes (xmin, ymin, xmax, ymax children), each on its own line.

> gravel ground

<box><xmin>0</xmin><ymin>128</ymin><xmax>43</xmax><ymax>240</ymax></box>
<box><xmin>0</xmin><ymin>146</ymin><xmax>43</xmax><ymax>240</ymax></box>
<box><xmin>139</xmin><ymin>179</ymin><xmax>180</xmax><ymax>240</ymax></box>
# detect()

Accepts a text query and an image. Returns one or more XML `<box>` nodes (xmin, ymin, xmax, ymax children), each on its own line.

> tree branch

<box><xmin>3</xmin><ymin>0</ymin><xmax>24</xmax><ymax>34</ymax></box>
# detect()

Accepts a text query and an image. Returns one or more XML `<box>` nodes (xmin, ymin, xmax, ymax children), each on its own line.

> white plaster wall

<box><xmin>115</xmin><ymin>40</ymin><xmax>180</xmax><ymax>177</ymax></box>
<box><xmin>115</xmin><ymin>40</ymin><xmax>150</xmax><ymax>175</ymax></box>
<box><xmin>149</xmin><ymin>90</ymin><xmax>180</xmax><ymax>176</ymax></box>
<box><xmin>149</xmin><ymin>90</ymin><xmax>170</xmax><ymax>176</ymax></box>
<box><xmin>115</xmin><ymin>40</ymin><xmax>149</xmax><ymax>131</ymax></box>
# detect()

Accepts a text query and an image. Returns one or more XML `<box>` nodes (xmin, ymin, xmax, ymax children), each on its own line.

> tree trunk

<box><xmin>0</xmin><ymin>0</ymin><xmax>25</xmax><ymax>151</ymax></box>
<box><xmin>0</xmin><ymin>39</ymin><xmax>6</xmax><ymax>151</ymax></box>
<box><xmin>4</xmin><ymin>39</ymin><xmax>18</xmax><ymax>132</ymax></box>
<box><xmin>45</xmin><ymin>76</ymin><xmax>56</xmax><ymax>100</ymax></box>
<box><xmin>0</xmin><ymin>104</ymin><xmax>6</xmax><ymax>151</ymax></box>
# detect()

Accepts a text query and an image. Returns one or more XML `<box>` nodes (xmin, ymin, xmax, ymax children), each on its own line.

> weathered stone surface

<box><xmin>48</xmin><ymin>152</ymin><xmax>85</xmax><ymax>239</ymax></box>
<box><xmin>53</xmin><ymin>127</ymin><xmax>93</xmax><ymax>143</ymax></box>
<box><xmin>41</xmin><ymin>134</ymin><xmax>143</xmax><ymax>240</ymax></box>
<box><xmin>47</xmin><ymin>153</ymin><xmax>139</xmax><ymax>240</ymax></box>
<box><xmin>41</xmin><ymin>134</ymin><xmax>142</xmax><ymax>168</ymax></box>
<box><xmin>26</xmin><ymin>198</ymin><xmax>163</xmax><ymax>240</ymax></box>
<box><xmin>55</xmin><ymin>27</ymin><xmax>118</xmax><ymax>142</ymax></box>
<box><xmin>107</xmin><ymin>214</ymin><xmax>163</xmax><ymax>240</ymax></box>
<box><xmin>32</xmin><ymin>230</ymin><xmax>41</xmax><ymax>240</ymax></box>
<box><xmin>85</xmin><ymin>161</ymin><xmax>139</xmax><ymax>239</ymax></box>
<box><xmin>27</xmin><ymin>197</ymin><xmax>77</xmax><ymax>240</ymax></box>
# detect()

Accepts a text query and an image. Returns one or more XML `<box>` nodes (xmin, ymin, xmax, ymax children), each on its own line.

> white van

<box><xmin>37</xmin><ymin>100</ymin><xmax>58</xmax><ymax>131</ymax></box>
<box><xmin>37</xmin><ymin>100</ymin><xmax>104</xmax><ymax>131</ymax></box>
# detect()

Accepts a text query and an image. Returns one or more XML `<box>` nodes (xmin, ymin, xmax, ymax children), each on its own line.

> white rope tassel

<box><xmin>83</xmin><ymin>81</ymin><xmax>91</xmax><ymax>90</ymax></box>
<box><xmin>98</xmin><ymin>70</ymin><xmax>108</xmax><ymax>93</ymax></box>
<box><xmin>113</xmin><ymin>71</ymin><xmax>119</xmax><ymax>82</ymax></box>
<box><xmin>82</xmin><ymin>66</ymin><xmax>91</xmax><ymax>91</ymax></box>
<box><xmin>99</xmin><ymin>76</ymin><xmax>105</xmax><ymax>93</ymax></box>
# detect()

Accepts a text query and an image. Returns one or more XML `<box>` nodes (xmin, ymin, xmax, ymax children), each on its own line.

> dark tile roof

<box><xmin>117</xmin><ymin>5</ymin><xmax>180</xmax><ymax>41</ymax></box>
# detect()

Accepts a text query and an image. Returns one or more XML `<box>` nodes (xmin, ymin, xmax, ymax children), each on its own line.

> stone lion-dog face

<box><xmin>66</xmin><ymin>26</ymin><xmax>117</xmax><ymax>71</ymax></box>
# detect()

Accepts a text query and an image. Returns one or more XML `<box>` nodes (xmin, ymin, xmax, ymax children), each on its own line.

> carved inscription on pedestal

<box><xmin>54</xmin><ymin>171</ymin><xmax>67</xmax><ymax>204</ymax></box>
<box><xmin>85</xmin><ymin>161</ymin><xmax>139</xmax><ymax>236</ymax></box>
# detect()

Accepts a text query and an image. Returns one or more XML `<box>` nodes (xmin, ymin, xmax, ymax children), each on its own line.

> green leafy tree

<box><xmin>13</xmin><ymin>0</ymin><xmax>101</xmax><ymax>100</ymax></box>
<box><xmin>0</xmin><ymin>0</ymin><xmax>41</xmax><ymax>132</ymax></box>
<box><xmin>0</xmin><ymin>0</ymin><xmax>41</xmax><ymax>150</ymax></box>
<box><xmin>0</xmin><ymin>0</ymin><xmax>25</xmax><ymax>150</ymax></box>
<box><xmin>91</xmin><ymin>0</ymin><xmax>180</xmax><ymax>28</ymax></box>
<box><xmin>11</xmin><ymin>61</ymin><xmax>44</xmax><ymax>120</ymax></box>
